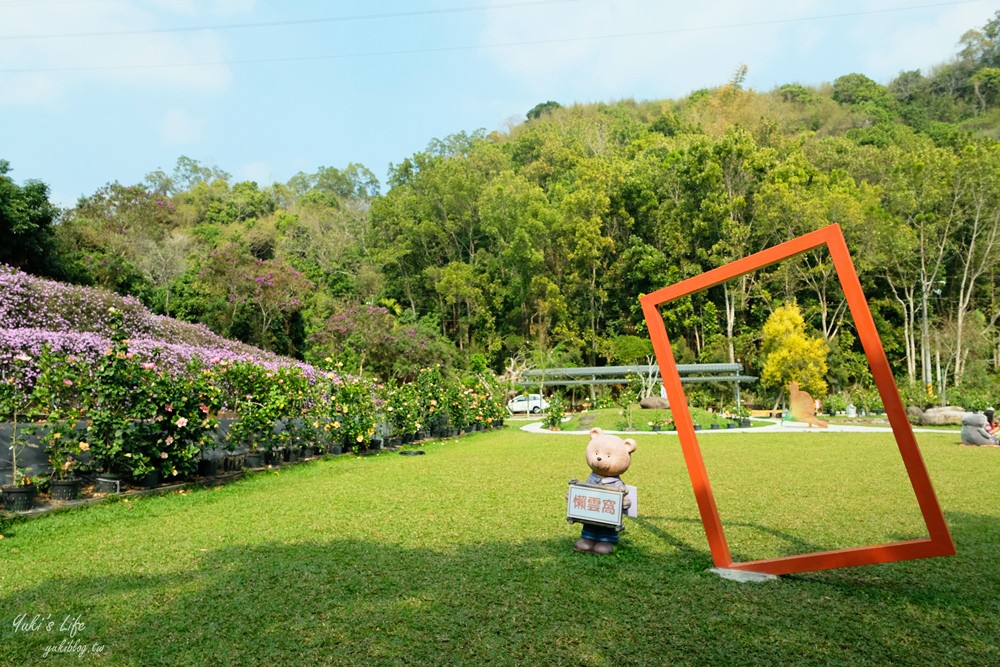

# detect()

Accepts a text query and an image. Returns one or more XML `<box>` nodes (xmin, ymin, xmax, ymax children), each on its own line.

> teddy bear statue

<box><xmin>567</xmin><ymin>427</ymin><xmax>636</xmax><ymax>554</ymax></box>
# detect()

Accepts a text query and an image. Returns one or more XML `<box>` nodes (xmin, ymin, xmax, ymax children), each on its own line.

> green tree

<box><xmin>477</xmin><ymin>171</ymin><xmax>552</xmax><ymax>345</ymax></box>
<box><xmin>308</xmin><ymin>305</ymin><xmax>452</xmax><ymax>378</ymax></box>
<box><xmin>145</xmin><ymin>155</ymin><xmax>231</xmax><ymax>196</ymax></box>
<box><xmin>204</xmin><ymin>181</ymin><xmax>276</xmax><ymax>226</ymax></box>
<box><xmin>57</xmin><ymin>182</ymin><xmax>177</xmax><ymax>299</ymax></box>
<box><xmin>611</xmin><ymin>335</ymin><xmax>653</xmax><ymax>364</ymax></box>
<box><xmin>950</xmin><ymin>142</ymin><xmax>1000</xmax><ymax>384</ymax></box>
<box><xmin>526</xmin><ymin>101</ymin><xmax>562</xmax><ymax>120</ymax></box>
<box><xmin>879</xmin><ymin>143</ymin><xmax>959</xmax><ymax>388</ymax></box>
<box><xmin>0</xmin><ymin>160</ymin><xmax>60</xmax><ymax>275</ymax></box>
<box><xmin>757</xmin><ymin>150</ymin><xmax>884</xmax><ymax>339</ymax></box>
<box><xmin>287</xmin><ymin>163</ymin><xmax>380</xmax><ymax>205</ymax></box>
<box><xmin>970</xmin><ymin>67</ymin><xmax>1000</xmax><ymax>112</ymax></box>
<box><xmin>832</xmin><ymin>73</ymin><xmax>894</xmax><ymax>108</ymax></box>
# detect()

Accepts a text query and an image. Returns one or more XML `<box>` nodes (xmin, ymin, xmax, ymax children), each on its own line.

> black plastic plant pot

<box><xmin>50</xmin><ymin>478</ymin><xmax>82</xmax><ymax>501</ymax></box>
<box><xmin>94</xmin><ymin>473</ymin><xmax>124</xmax><ymax>494</ymax></box>
<box><xmin>198</xmin><ymin>459</ymin><xmax>220</xmax><ymax>477</ymax></box>
<box><xmin>223</xmin><ymin>454</ymin><xmax>244</xmax><ymax>472</ymax></box>
<box><xmin>135</xmin><ymin>470</ymin><xmax>159</xmax><ymax>489</ymax></box>
<box><xmin>2</xmin><ymin>484</ymin><xmax>36</xmax><ymax>512</ymax></box>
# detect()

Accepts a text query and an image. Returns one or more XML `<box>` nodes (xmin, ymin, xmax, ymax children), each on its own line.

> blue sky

<box><xmin>1</xmin><ymin>0</ymin><xmax>996</xmax><ymax>207</ymax></box>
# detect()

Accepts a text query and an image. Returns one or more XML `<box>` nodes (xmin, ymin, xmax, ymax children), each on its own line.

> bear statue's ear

<box><xmin>590</xmin><ymin>427</ymin><xmax>603</xmax><ymax>438</ymax></box>
<box><xmin>624</xmin><ymin>438</ymin><xmax>637</xmax><ymax>453</ymax></box>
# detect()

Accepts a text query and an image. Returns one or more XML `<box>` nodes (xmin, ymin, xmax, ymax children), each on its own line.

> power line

<box><xmin>0</xmin><ymin>0</ymin><xmax>115</xmax><ymax>6</ymax></box>
<box><xmin>0</xmin><ymin>0</ymin><xmax>586</xmax><ymax>40</ymax></box>
<box><xmin>0</xmin><ymin>0</ymin><xmax>990</xmax><ymax>74</ymax></box>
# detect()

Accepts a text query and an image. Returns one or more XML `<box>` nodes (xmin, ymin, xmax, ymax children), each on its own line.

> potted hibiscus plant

<box><xmin>736</xmin><ymin>404</ymin><xmax>752</xmax><ymax>428</ymax></box>
<box><xmin>43</xmin><ymin>424</ymin><xmax>87</xmax><ymax>500</ymax></box>
<box><xmin>1</xmin><ymin>353</ymin><xmax>38</xmax><ymax>511</ymax></box>
<box><xmin>31</xmin><ymin>346</ymin><xmax>88</xmax><ymax>500</ymax></box>
<box><xmin>87</xmin><ymin>308</ymin><xmax>156</xmax><ymax>493</ymax></box>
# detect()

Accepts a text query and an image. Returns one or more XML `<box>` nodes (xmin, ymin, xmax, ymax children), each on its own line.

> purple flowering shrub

<box><xmin>0</xmin><ymin>262</ymin><xmax>316</xmax><ymax>389</ymax></box>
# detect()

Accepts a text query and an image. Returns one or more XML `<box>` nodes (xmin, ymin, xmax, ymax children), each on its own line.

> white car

<box><xmin>507</xmin><ymin>394</ymin><xmax>550</xmax><ymax>414</ymax></box>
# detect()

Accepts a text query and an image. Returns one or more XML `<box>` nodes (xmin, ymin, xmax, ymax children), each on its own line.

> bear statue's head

<box><xmin>585</xmin><ymin>427</ymin><xmax>636</xmax><ymax>479</ymax></box>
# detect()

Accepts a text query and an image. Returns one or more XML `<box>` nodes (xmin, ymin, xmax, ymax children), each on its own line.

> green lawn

<box><xmin>1</xmin><ymin>428</ymin><xmax>998</xmax><ymax>666</ymax></box>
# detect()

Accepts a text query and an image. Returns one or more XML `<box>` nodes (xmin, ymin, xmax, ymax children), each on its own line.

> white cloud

<box><xmin>857</xmin><ymin>4</ymin><xmax>995</xmax><ymax>82</ymax></box>
<box><xmin>477</xmin><ymin>0</ymin><xmax>988</xmax><ymax>99</ymax></box>
<box><xmin>158</xmin><ymin>107</ymin><xmax>206</xmax><ymax>144</ymax></box>
<box><xmin>478</xmin><ymin>0</ymin><xmax>829</xmax><ymax>99</ymax></box>
<box><xmin>0</xmin><ymin>0</ymin><xmax>246</xmax><ymax>107</ymax></box>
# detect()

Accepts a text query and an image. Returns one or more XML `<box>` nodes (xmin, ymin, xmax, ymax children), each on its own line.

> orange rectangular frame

<box><xmin>640</xmin><ymin>223</ymin><xmax>955</xmax><ymax>575</ymax></box>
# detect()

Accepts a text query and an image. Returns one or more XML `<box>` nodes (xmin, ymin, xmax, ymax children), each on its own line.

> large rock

<box><xmin>920</xmin><ymin>406</ymin><xmax>969</xmax><ymax>426</ymax></box>
<box><xmin>639</xmin><ymin>396</ymin><xmax>670</xmax><ymax>410</ymax></box>
<box><xmin>906</xmin><ymin>405</ymin><xmax>924</xmax><ymax>424</ymax></box>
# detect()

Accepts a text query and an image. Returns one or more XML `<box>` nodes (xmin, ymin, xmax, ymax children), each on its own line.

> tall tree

<box><xmin>880</xmin><ymin>144</ymin><xmax>959</xmax><ymax>388</ymax></box>
<box><xmin>0</xmin><ymin>160</ymin><xmax>60</xmax><ymax>276</ymax></box>
<box><xmin>57</xmin><ymin>182</ymin><xmax>176</xmax><ymax>298</ymax></box>
<box><xmin>951</xmin><ymin>142</ymin><xmax>1000</xmax><ymax>382</ymax></box>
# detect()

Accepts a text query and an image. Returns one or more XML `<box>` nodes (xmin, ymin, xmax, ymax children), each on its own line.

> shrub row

<box><xmin>1</xmin><ymin>308</ymin><xmax>507</xmax><ymax>489</ymax></box>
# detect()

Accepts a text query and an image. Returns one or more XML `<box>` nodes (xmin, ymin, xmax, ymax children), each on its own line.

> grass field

<box><xmin>1</xmin><ymin>428</ymin><xmax>998</xmax><ymax>666</ymax></box>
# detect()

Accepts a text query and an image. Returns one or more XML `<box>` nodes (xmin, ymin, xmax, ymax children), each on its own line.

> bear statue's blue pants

<box><xmin>581</xmin><ymin>523</ymin><xmax>619</xmax><ymax>544</ymax></box>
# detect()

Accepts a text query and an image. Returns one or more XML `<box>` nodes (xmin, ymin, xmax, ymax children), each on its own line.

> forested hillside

<box><xmin>3</xmin><ymin>12</ymin><xmax>1000</xmax><ymax>406</ymax></box>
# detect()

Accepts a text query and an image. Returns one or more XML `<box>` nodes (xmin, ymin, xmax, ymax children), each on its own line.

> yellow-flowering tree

<box><xmin>761</xmin><ymin>302</ymin><xmax>829</xmax><ymax>398</ymax></box>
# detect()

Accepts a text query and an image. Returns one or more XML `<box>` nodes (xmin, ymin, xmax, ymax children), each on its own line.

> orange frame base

<box><xmin>640</xmin><ymin>224</ymin><xmax>955</xmax><ymax>576</ymax></box>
